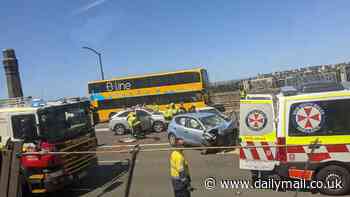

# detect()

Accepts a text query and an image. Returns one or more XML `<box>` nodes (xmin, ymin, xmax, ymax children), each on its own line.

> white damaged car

<box><xmin>108</xmin><ymin>108</ymin><xmax>166</xmax><ymax>135</ymax></box>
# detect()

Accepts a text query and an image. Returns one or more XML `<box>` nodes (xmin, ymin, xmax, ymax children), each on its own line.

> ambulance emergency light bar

<box><xmin>300</xmin><ymin>81</ymin><xmax>344</xmax><ymax>93</ymax></box>
<box><xmin>280</xmin><ymin>81</ymin><xmax>346</xmax><ymax>96</ymax></box>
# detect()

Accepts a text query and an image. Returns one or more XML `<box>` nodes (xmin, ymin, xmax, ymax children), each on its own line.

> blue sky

<box><xmin>1</xmin><ymin>0</ymin><xmax>350</xmax><ymax>99</ymax></box>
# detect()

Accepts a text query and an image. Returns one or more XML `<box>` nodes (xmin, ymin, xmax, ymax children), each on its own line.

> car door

<box><xmin>136</xmin><ymin>110</ymin><xmax>152</xmax><ymax>131</ymax></box>
<box><xmin>185</xmin><ymin>117</ymin><xmax>205</xmax><ymax>146</ymax></box>
<box><xmin>111</xmin><ymin>111</ymin><xmax>130</xmax><ymax>129</ymax></box>
<box><xmin>172</xmin><ymin>116</ymin><xmax>188</xmax><ymax>140</ymax></box>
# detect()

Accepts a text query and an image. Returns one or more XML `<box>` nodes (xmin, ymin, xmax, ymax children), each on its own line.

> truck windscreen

<box><xmin>38</xmin><ymin>105</ymin><xmax>92</xmax><ymax>142</ymax></box>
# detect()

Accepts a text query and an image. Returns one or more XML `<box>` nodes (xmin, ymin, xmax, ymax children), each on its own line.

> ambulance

<box><xmin>239</xmin><ymin>82</ymin><xmax>350</xmax><ymax>195</ymax></box>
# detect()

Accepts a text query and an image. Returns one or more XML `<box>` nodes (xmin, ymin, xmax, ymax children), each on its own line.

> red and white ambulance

<box><xmin>239</xmin><ymin>83</ymin><xmax>350</xmax><ymax>195</ymax></box>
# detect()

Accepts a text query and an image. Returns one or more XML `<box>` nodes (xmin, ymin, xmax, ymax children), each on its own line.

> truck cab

<box><xmin>0</xmin><ymin>97</ymin><xmax>98</xmax><ymax>195</ymax></box>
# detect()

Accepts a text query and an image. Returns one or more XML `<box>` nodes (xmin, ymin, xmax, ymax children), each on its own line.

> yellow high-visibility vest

<box><xmin>240</xmin><ymin>89</ymin><xmax>247</xmax><ymax>99</ymax></box>
<box><xmin>127</xmin><ymin>112</ymin><xmax>140</xmax><ymax>127</ymax></box>
<box><xmin>170</xmin><ymin>150</ymin><xmax>190</xmax><ymax>178</ymax></box>
<box><xmin>164</xmin><ymin>109</ymin><xmax>173</xmax><ymax>120</ymax></box>
<box><xmin>153</xmin><ymin>105</ymin><xmax>159</xmax><ymax>112</ymax></box>
<box><xmin>171</xmin><ymin>107</ymin><xmax>179</xmax><ymax>116</ymax></box>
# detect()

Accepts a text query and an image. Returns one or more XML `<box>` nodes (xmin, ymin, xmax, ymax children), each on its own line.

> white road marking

<box><xmin>216</xmin><ymin>149</ymin><xmax>239</xmax><ymax>155</ymax></box>
<box><xmin>95</xmin><ymin>128</ymin><xmax>110</xmax><ymax>132</ymax></box>
<box><xmin>99</xmin><ymin>142</ymin><xmax>170</xmax><ymax>149</ymax></box>
<box><xmin>98</xmin><ymin>160</ymin><xmax>127</xmax><ymax>164</ymax></box>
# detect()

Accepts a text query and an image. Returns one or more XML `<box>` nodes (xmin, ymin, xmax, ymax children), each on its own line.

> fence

<box><xmin>0</xmin><ymin>141</ymin><xmax>22</xmax><ymax>197</ymax></box>
<box><xmin>210</xmin><ymin>91</ymin><xmax>240</xmax><ymax>113</ymax></box>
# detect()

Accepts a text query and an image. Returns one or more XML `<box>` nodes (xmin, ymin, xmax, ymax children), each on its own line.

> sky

<box><xmin>1</xmin><ymin>0</ymin><xmax>350</xmax><ymax>99</ymax></box>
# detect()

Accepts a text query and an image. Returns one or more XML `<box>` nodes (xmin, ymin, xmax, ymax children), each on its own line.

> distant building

<box><xmin>242</xmin><ymin>80</ymin><xmax>251</xmax><ymax>90</ymax></box>
<box><xmin>339</xmin><ymin>65</ymin><xmax>350</xmax><ymax>82</ymax></box>
<box><xmin>210</xmin><ymin>62</ymin><xmax>350</xmax><ymax>93</ymax></box>
<box><xmin>209</xmin><ymin>80</ymin><xmax>240</xmax><ymax>93</ymax></box>
<box><xmin>246</xmin><ymin>76</ymin><xmax>277</xmax><ymax>91</ymax></box>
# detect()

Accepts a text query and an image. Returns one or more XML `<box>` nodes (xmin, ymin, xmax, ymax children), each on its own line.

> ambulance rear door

<box><xmin>239</xmin><ymin>95</ymin><xmax>279</xmax><ymax>171</ymax></box>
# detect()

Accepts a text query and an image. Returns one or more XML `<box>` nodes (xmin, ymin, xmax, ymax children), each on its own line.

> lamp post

<box><xmin>82</xmin><ymin>46</ymin><xmax>105</xmax><ymax>80</ymax></box>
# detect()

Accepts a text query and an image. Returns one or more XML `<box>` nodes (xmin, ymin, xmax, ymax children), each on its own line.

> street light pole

<box><xmin>82</xmin><ymin>46</ymin><xmax>105</xmax><ymax>80</ymax></box>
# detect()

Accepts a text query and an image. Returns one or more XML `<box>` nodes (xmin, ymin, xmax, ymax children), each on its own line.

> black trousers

<box><xmin>174</xmin><ymin>189</ymin><xmax>191</xmax><ymax>197</ymax></box>
<box><xmin>132</xmin><ymin>124</ymin><xmax>142</xmax><ymax>137</ymax></box>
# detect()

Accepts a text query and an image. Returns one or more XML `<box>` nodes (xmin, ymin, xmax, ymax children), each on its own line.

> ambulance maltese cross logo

<box><xmin>245</xmin><ymin>110</ymin><xmax>267</xmax><ymax>131</ymax></box>
<box><xmin>293</xmin><ymin>103</ymin><xmax>325</xmax><ymax>133</ymax></box>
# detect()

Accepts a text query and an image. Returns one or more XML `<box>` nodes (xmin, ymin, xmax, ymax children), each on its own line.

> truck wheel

<box><xmin>114</xmin><ymin>124</ymin><xmax>126</xmax><ymax>135</ymax></box>
<box><xmin>168</xmin><ymin>133</ymin><xmax>177</xmax><ymax>147</ymax></box>
<box><xmin>153</xmin><ymin>121</ymin><xmax>165</xmax><ymax>133</ymax></box>
<box><xmin>316</xmin><ymin>165</ymin><xmax>350</xmax><ymax>195</ymax></box>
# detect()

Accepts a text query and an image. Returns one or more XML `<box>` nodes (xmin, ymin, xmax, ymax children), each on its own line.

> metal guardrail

<box><xmin>0</xmin><ymin>97</ymin><xmax>33</xmax><ymax>108</ymax></box>
<box><xmin>19</xmin><ymin>142</ymin><xmax>328</xmax><ymax>155</ymax></box>
<box><xmin>0</xmin><ymin>97</ymin><xmax>89</xmax><ymax>109</ymax></box>
<box><xmin>0</xmin><ymin>141</ymin><xmax>22</xmax><ymax>197</ymax></box>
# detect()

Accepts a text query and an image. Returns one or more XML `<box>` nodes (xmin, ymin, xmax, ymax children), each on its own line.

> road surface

<box><xmin>51</xmin><ymin>125</ymin><xmax>324</xmax><ymax>197</ymax></box>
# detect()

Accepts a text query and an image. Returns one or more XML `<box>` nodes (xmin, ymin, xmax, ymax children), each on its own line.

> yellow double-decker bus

<box><xmin>88</xmin><ymin>68</ymin><xmax>211</xmax><ymax>122</ymax></box>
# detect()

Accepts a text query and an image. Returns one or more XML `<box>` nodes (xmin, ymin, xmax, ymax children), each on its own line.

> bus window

<box><xmin>201</xmin><ymin>69</ymin><xmax>209</xmax><ymax>89</ymax></box>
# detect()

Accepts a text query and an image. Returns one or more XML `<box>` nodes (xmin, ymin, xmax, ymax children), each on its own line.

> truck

<box><xmin>239</xmin><ymin>82</ymin><xmax>350</xmax><ymax>195</ymax></box>
<box><xmin>0</xmin><ymin>97</ymin><xmax>98</xmax><ymax>195</ymax></box>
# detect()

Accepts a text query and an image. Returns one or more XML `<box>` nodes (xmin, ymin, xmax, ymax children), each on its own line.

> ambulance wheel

<box><xmin>114</xmin><ymin>124</ymin><xmax>126</xmax><ymax>135</ymax></box>
<box><xmin>316</xmin><ymin>165</ymin><xmax>350</xmax><ymax>195</ymax></box>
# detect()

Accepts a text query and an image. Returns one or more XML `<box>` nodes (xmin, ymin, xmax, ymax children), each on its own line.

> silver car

<box><xmin>109</xmin><ymin>108</ymin><xmax>166</xmax><ymax>135</ymax></box>
<box><xmin>167</xmin><ymin>113</ymin><xmax>235</xmax><ymax>147</ymax></box>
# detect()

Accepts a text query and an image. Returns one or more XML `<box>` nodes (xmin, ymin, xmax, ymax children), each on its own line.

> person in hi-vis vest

<box><xmin>170</xmin><ymin>138</ymin><xmax>193</xmax><ymax>197</ymax></box>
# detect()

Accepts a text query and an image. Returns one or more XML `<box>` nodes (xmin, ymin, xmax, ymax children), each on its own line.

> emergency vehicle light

<box><xmin>31</xmin><ymin>99</ymin><xmax>46</xmax><ymax>107</ymax></box>
<box><xmin>280</xmin><ymin>86</ymin><xmax>298</xmax><ymax>96</ymax></box>
<box><xmin>300</xmin><ymin>81</ymin><xmax>344</xmax><ymax>93</ymax></box>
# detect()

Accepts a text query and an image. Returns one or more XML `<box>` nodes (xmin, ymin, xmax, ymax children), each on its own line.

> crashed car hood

<box><xmin>207</xmin><ymin>120</ymin><xmax>234</xmax><ymax>135</ymax></box>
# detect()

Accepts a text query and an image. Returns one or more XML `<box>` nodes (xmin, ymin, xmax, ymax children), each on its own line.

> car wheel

<box><xmin>316</xmin><ymin>165</ymin><xmax>350</xmax><ymax>195</ymax></box>
<box><xmin>168</xmin><ymin>133</ymin><xmax>177</xmax><ymax>147</ymax></box>
<box><xmin>114</xmin><ymin>124</ymin><xmax>126</xmax><ymax>135</ymax></box>
<box><xmin>153</xmin><ymin>121</ymin><xmax>165</xmax><ymax>133</ymax></box>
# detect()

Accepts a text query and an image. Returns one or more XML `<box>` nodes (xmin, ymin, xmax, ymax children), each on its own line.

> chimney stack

<box><xmin>3</xmin><ymin>49</ymin><xmax>23</xmax><ymax>98</ymax></box>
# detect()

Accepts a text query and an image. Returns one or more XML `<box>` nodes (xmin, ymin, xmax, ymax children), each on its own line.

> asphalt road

<box><xmin>52</xmin><ymin>125</ymin><xmax>323</xmax><ymax>197</ymax></box>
